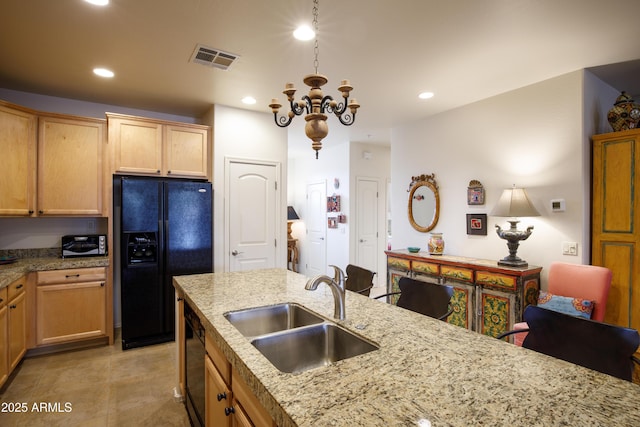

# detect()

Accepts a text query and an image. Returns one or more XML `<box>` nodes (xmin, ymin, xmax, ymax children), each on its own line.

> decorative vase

<box><xmin>428</xmin><ymin>233</ymin><xmax>444</xmax><ymax>255</ymax></box>
<box><xmin>607</xmin><ymin>91</ymin><xmax>640</xmax><ymax>132</ymax></box>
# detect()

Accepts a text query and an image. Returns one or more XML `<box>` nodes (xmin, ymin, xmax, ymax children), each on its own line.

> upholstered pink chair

<box><xmin>512</xmin><ymin>262</ymin><xmax>612</xmax><ymax>346</ymax></box>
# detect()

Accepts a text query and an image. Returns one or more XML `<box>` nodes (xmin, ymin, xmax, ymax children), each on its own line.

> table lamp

<box><xmin>287</xmin><ymin>206</ymin><xmax>300</xmax><ymax>240</ymax></box>
<box><xmin>490</xmin><ymin>186</ymin><xmax>540</xmax><ymax>267</ymax></box>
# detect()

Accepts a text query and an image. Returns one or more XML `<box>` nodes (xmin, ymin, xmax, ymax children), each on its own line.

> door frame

<box><xmin>224</xmin><ymin>156</ymin><xmax>282</xmax><ymax>272</ymax></box>
<box><xmin>355</xmin><ymin>176</ymin><xmax>380</xmax><ymax>285</ymax></box>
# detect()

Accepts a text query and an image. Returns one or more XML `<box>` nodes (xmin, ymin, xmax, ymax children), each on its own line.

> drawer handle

<box><xmin>101</xmin><ymin>282</ymin><xmax>105</xmax><ymax>287</ymax></box>
<box><xmin>66</xmin><ymin>274</ymin><xmax>81</xmax><ymax>278</ymax></box>
<box><xmin>15</xmin><ymin>284</ymin><xmax>23</xmax><ymax>289</ymax></box>
<box><xmin>217</xmin><ymin>392</ymin><xmax>227</xmax><ymax>401</ymax></box>
<box><xmin>224</xmin><ymin>407</ymin><xmax>235</xmax><ymax>416</ymax></box>
<box><xmin>10</xmin><ymin>304</ymin><xmax>16</xmax><ymax>309</ymax></box>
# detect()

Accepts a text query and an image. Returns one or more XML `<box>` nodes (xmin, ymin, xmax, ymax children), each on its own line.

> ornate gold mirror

<box><xmin>408</xmin><ymin>173</ymin><xmax>440</xmax><ymax>232</ymax></box>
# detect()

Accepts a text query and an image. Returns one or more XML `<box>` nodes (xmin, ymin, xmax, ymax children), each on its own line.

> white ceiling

<box><xmin>1</xmin><ymin>0</ymin><xmax>640</xmax><ymax>146</ymax></box>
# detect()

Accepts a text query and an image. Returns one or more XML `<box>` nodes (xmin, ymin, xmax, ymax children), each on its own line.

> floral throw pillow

<box><xmin>537</xmin><ymin>291</ymin><xmax>594</xmax><ymax>319</ymax></box>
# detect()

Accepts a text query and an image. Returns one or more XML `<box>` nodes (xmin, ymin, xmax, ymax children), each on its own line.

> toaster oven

<box><xmin>61</xmin><ymin>235</ymin><xmax>107</xmax><ymax>258</ymax></box>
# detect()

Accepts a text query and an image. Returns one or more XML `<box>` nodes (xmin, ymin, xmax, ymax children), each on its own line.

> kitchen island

<box><xmin>173</xmin><ymin>268</ymin><xmax>640</xmax><ymax>426</ymax></box>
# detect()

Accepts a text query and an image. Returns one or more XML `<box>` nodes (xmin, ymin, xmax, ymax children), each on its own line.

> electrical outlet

<box><xmin>562</xmin><ymin>241</ymin><xmax>578</xmax><ymax>256</ymax></box>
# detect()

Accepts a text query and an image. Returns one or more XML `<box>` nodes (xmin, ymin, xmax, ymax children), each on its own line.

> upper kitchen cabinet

<box><xmin>38</xmin><ymin>113</ymin><xmax>106</xmax><ymax>216</ymax></box>
<box><xmin>108</xmin><ymin>113</ymin><xmax>211</xmax><ymax>181</ymax></box>
<box><xmin>0</xmin><ymin>101</ymin><xmax>37</xmax><ymax>216</ymax></box>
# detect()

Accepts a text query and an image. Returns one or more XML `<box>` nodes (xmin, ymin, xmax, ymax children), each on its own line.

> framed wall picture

<box><xmin>466</xmin><ymin>213</ymin><xmax>487</xmax><ymax>235</ymax></box>
<box><xmin>327</xmin><ymin>194</ymin><xmax>341</xmax><ymax>212</ymax></box>
<box><xmin>467</xmin><ymin>180</ymin><xmax>485</xmax><ymax>205</ymax></box>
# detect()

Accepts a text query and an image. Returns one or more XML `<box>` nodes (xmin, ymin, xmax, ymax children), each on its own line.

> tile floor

<box><xmin>0</xmin><ymin>331</ymin><xmax>190</xmax><ymax>427</ymax></box>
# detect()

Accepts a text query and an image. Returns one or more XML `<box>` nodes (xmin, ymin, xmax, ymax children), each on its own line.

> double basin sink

<box><xmin>224</xmin><ymin>303</ymin><xmax>378</xmax><ymax>373</ymax></box>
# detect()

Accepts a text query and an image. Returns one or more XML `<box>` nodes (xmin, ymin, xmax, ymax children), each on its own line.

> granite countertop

<box><xmin>0</xmin><ymin>256</ymin><xmax>109</xmax><ymax>289</ymax></box>
<box><xmin>173</xmin><ymin>269</ymin><xmax>640</xmax><ymax>427</ymax></box>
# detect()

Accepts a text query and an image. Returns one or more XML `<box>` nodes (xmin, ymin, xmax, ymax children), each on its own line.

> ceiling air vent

<box><xmin>190</xmin><ymin>44</ymin><xmax>239</xmax><ymax>70</ymax></box>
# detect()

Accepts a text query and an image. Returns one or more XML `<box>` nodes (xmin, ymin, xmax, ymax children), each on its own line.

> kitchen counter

<box><xmin>0</xmin><ymin>256</ymin><xmax>109</xmax><ymax>289</ymax></box>
<box><xmin>173</xmin><ymin>269</ymin><xmax>640</xmax><ymax>427</ymax></box>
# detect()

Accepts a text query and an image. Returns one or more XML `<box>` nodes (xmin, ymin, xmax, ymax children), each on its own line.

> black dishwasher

<box><xmin>184</xmin><ymin>302</ymin><xmax>205</xmax><ymax>427</ymax></box>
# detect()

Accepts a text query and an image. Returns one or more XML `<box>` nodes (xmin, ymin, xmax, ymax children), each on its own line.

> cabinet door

<box><xmin>164</xmin><ymin>124</ymin><xmax>209</xmax><ymax>179</ymax></box>
<box><xmin>38</xmin><ymin>115</ymin><xmax>105</xmax><ymax>215</ymax></box>
<box><xmin>205</xmin><ymin>355</ymin><xmax>232</xmax><ymax>427</ymax></box>
<box><xmin>8</xmin><ymin>291</ymin><xmax>26</xmax><ymax>371</ymax></box>
<box><xmin>109</xmin><ymin>116</ymin><xmax>163</xmax><ymax>175</ymax></box>
<box><xmin>36</xmin><ymin>281</ymin><xmax>106</xmax><ymax>345</ymax></box>
<box><xmin>0</xmin><ymin>304</ymin><xmax>8</xmax><ymax>387</ymax></box>
<box><xmin>0</xmin><ymin>103</ymin><xmax>36</xmax><ymax>216</ymax></box>
<box><xmin>592</xmin><ymin>130</ymin><xmax>640</xmax><ymax>330</ymax></box>
<box><xmin>479</xmin><ymin>288</ymin><xmax>514</xmax><ymax>338</ymax></box>
<box><xmin>442</xmin><ymin>280</ymin><xmax>475</xmax><ymax>330</ymax></box>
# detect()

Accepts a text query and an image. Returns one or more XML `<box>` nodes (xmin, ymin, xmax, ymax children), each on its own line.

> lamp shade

<box><xmin>490</xmin><ymin>187</ymin><xmax>540</xmax><ymax>218</ymax></box>
<box><xmin>287</xmin><ymin>206</ymin><xmax>300</xmax><ymax>221</ymax></box>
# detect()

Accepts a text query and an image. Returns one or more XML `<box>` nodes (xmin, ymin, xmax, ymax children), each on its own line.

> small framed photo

<box><xmin>466</xmin><ymin>213</ymin><xmax>487</xmax><ymax>235</ymax></box>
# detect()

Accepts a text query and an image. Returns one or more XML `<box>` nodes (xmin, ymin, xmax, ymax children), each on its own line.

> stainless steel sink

<box><xmin>223</xmin><ymin>303</ymin><xmax>324</xmax><ymax>337</ymax></box>
<box><xmin>250</xmin><ymin>323</ymin><xmax>379</xmax><ymax>373</ymax></box>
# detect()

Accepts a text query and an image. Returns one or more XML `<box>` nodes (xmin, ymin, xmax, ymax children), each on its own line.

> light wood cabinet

<box><xmin>0</xmin><ymin>276</ymin><xmax>27</xmax><ymax>388</ymax></box>
<box><xmin>35</xmin><ymin>267</ymin><xmax>107</xmax><ymax>346</ymax></box>
<box><xmin>204</xmin><ymin>333</ymin><xmax>274</xmax><ymax>427</ymax></box>
<box><xmin>0</xmin><ymin>101</ymin><xmax>37</xmax><ymax>216</ymax></box>
<box><xmin>0</xmin><ymin>287</ymin><xmax>9</xmax><ymax>387</ymax></box>
<box><xmin>108</xmin><ymin>113</ymin><xmax>210</xmax><ymax>180</ymax></box>
<box><xmin>592</xmin><ymin>129</ymin><xmax>640</xmax><ymax>331</ymax></box>
<box><xmin>386</xmin><ymin>251</ymin><xmax>541</xmax><ymax>338</ymax></box>
<box><xmin>37</xmin><ymin>114</ymin><xmax>106</xmax><ymax>216</ymax></box>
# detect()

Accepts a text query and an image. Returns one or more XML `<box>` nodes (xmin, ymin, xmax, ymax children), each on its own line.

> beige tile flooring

<box><xmin>0</xmin><ymin>332</ymin><xmax>190</xmax><ymax>427</ymax></box>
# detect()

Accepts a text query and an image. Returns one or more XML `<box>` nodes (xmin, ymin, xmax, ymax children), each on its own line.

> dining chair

<box><xmin>375</xmin><ymin>276</ymin><xmax>454</xmax><ymax>321</ymax></box>
<box><xmin>513</xmin><ymin>262</ymin><xmax>612</xmax><ymax>346</ymax></box>
<box><xmin>498</xmin><ymin>305</ymin><xmax>640</xmax><ymax>381</ymax></box>
<box><xmin>345</xmin><ymin>264</ymin><xmax>376</xmax><ymax>297</ymax></box>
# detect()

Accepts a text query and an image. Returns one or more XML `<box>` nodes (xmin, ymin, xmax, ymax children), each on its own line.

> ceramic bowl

<box><xmin>407</xmin><ymin>247</ymin><xmax>420</xmax><ymax>253</ymax></box>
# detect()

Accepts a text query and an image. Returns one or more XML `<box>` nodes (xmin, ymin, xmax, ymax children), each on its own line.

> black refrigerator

<box><xmin>114</xmin><ymin>176</ymin><xmax>212</xmax><ymax>350</ymax></box>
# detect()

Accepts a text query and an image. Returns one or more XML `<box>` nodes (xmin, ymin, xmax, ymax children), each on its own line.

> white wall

<box><xmin>349</xmin><ymin>142</ymin><xmax>391</xmax><ymax>286</ymax></box>
<box><xmin>209</xmin><ymin>104</ymin><xmax>288</xmax><ymax>272</ymax></box>
<box><xmin>289</xmin><ymin>144</ymin><xmax>350</xmax><ymax>276</ymax></box>
<box><xmin>391</xmin><ymin>71</ymin><xmax>591</xmax><ymax>286</ymax></box>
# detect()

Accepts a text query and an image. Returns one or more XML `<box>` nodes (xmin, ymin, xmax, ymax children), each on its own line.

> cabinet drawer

<box><xmin>387</xmin><ymin>256</ymin><xmax>411</xmax><ymax>271</ymax></box>
<box><xmin>0</xmin><ymin>286</ymin><xmax>7</xmax><ymax>307</ymax></box>
<box><xmin>205</xmin><ymin>333</ymin><xmax>231</xmax><ymax>385</ymax></box>
<box><xmin>8</xmin><ymin>276</ymin><xmax>27</xmax><ymax>300</ymax></box>
<box><xmin>37</xmin><ymin>267</ymin><xmax>106</xmax><ymax>285</ymax></box>
<box><xmin>441</xmin><ymin>265</ymin><xmax>473</xmax><ymax>283</ymax></box>
<box><xmin>412</xmin><ymin>260</ymin><xmax>439</xmax><ymax>276</ymax></box>
<box><xmin>475</xmin><ymin>271</ymin><xmax>516</xmax><ymax>291</ymax></box>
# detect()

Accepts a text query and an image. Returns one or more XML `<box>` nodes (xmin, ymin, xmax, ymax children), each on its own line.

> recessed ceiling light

<box><xmin>85</xmin><ymin>0</ymin><xmax>109</xmax><ymax>5</ymax></box>
<box><xmin>93</xmin><ymin>68</ymin><xmax>114</xmax><ymax>78</ymax></box>
<box><xmin>242</xmin><ymin>96</ymin><xmax>257</xmax><ymax>105</ymax></box>
<box><xmin>293</xmin><ymin>25</ymin><xmax>315</xmax><ymax>41</ymax></box>
<box><xmin>418</xmin><ymin>91</ymin><xmax>434</xmax><ymax>100</ymax></box>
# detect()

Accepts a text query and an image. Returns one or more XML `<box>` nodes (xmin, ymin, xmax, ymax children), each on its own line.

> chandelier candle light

<box><xmin>490</xmin><ymin>186</ymin><xmax>541</xmax><ymax>268</ymax></box>
<box><xmin>269</xmin><ymin>0</ymin><xmax>360</xmax><ymax>159</ymax></box>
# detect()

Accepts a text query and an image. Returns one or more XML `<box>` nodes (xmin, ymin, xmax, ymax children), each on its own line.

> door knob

<box><xmin>231</xmin><ymin>250</ymin><xmax>243</xmax><ymax>256</ymax></box>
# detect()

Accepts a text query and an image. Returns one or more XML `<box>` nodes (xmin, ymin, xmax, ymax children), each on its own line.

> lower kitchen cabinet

<box><xmin>35</xmin><ymin>267</ymin><xmax>107</xmax><ymax>346</ymax></box>
<box><xmin>204</xmin><ymin>334</ymin><xmax>275</xmax><ymax>427</ymax></box>
<box><xmin>0</xmin><ymin>276</ymin><xmax>28</xmax><ymax>388</ymax></box>
<box><xmin>386</xmin><ymin>250</ymin><xmax>542</xmax><ymax>338</ymax></box>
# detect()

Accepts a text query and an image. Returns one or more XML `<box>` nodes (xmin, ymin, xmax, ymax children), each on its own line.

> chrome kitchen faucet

<box><xmin>305</xmin><ymin>265</ymin><xmax>346</xmax><ymax>320</ymax></box>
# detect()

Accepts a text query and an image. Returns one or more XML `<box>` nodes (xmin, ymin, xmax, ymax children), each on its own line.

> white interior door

<box><xmin>356</xmin><ymin>178</ymin><xmax>379</xmax><ymax>283</ymax></box>
<box><xmin>228</xmin><ymin>161</ymin><xmax>277</xmax><ymax>271</ymax></box>
<box><xmin>305</xmin><ymin>181</ymin><xmax>326</xmax><ymax>276</ymax></box>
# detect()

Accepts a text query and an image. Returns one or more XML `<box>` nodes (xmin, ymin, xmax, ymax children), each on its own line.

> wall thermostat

<box><xmin>551</xmin><ymin>199</ymin><xmax>565</xmax><ymax>212</ymax></box>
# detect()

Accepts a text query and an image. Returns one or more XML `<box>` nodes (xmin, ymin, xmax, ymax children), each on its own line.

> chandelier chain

<box><xmin>313</xmin><ymin>0</ymin><xmax>319</xmax><ymax>74</ymax></box>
